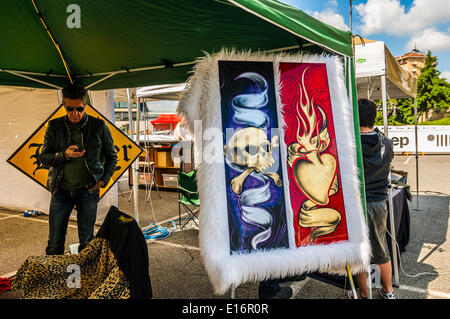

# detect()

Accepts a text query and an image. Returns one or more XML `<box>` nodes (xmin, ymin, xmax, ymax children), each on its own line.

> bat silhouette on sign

<box><xmin>29</xmin><ymin>143</ymin><xmax>46</xmax><ymax>175</ymax></box>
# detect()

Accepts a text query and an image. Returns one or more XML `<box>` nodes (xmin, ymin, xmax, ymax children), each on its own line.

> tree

<box><xmin>374</xmin><ymin>98</ymin><xmax>415</xmax><ymax>126</ymax></box>
<box><xmin>416</xmin><ymin>50</ymin><xmax>450</xmax><ymax>117</ymax></box>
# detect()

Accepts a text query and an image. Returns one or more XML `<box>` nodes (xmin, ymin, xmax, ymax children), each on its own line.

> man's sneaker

<box><xmin>258</xmin><ymin>286</ymin><xmax>293</xmax><ymax>299</ymax></box>
<box><xmin>378</xmin><ymin>288</ymin><xmax>396</xmax><ymax>299</ymax></box>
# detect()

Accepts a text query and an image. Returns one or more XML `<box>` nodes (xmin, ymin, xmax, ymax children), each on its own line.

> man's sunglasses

<box><xmin>65</xmin><ymin>106</ymin><xmax>85</xmax><ymax>112</ymax></box>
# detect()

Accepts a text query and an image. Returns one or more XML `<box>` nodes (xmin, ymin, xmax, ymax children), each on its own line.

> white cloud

<box><xmin>439</xmin><ymin>71</ymin><xmax>450</xmax><ymax>82</ymax></box>
<box><xmin>355</xmin><ymin>0</ymin><xmax>450</xmax><ymax>36</ymax></box>
<box><xmin>328</xmin><ymin>0</ymin><xmax>338</xmax><ymax>7</ymax></box>
<box><xmin>406</xmin><ymin>28</ymin><xmax>450</xmax><ymax>53</ymax></box>
<box><xmin>311</xmin><ymin>9</ymin><xmax>350</xmax><ymax>31</ymax></box>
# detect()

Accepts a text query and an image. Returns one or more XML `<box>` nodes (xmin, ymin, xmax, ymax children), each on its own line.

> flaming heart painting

<box><xmin>177</xmin><ymin>50</ymin><xmax>370</xmax><ymax>295</ymax></box>
<box><xmin>280</xmin><ymin>63</ymin><xmax>349</xmax><ymax>247</ymax></box>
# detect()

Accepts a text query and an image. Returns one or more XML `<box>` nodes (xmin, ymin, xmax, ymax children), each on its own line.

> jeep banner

<box><xmin>376</xmin><ymin>126</ymin><xmax>450</xmax><ymax>154</ymax></box>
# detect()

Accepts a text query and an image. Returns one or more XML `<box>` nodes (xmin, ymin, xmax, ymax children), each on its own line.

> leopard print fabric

<box><xmin>12</xmin><ymin>238</ymin><xmax>130</xmax><ymax>299</ymax></box>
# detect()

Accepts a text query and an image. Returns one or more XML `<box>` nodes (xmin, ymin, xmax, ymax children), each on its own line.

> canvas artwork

<box><xmin>279</xmin><ymin>62</ymin><xmax>349</xmax><ymax>247</ymax></box>
<box><xmin>219</xmin><ymin>61</ymin><xmax>289</xmax><ymax>253</ymax></box>
<box><xmin>178</xmin><ymin>50</ymin><xmax>369</xmax><ymax>294</ymax></box>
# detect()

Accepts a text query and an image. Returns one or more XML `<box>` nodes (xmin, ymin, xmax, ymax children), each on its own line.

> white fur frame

<box><xmin>177</xmin><ymin>49</ymin><xmax>370</xmax><ymax>295</ymax></box>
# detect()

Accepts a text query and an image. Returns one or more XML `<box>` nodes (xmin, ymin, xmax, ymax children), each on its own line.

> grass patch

<box><xmin>419</xmin><ymin>117</ymin><xmax>450</xmax><ymax>125</ymax></box>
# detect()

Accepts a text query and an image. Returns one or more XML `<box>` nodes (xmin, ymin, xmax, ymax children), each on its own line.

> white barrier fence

<box><xmin>375</xmin><ymin>126</ymin><xmax>450</xmax><ymax>153</ymax></box>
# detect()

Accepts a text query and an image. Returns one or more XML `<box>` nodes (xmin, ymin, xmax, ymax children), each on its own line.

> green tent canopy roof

<box><xmin>1</xmin><ymin>0</ymin><xmax>353</xmax><ymax>90</ymax></box>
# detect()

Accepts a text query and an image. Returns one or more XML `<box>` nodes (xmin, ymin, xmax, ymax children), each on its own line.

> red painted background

<box><xmin>279</xmin><ymin>62</ymin><xmax>349</xmax><ymax>246</ymax></box>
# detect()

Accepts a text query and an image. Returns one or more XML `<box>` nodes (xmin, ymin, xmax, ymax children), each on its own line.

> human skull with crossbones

<box><xmin>224</xmin><ymin>127</ymin><xmax>282</xmax><ymax>194</ymax></box>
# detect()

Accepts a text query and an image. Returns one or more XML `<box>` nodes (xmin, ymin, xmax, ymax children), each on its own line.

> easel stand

<box><xmin>228</xmin><ymin>264</ymin><xmax>362</xmax><ymax>299</ymax></box>
<box><xmin>346</xmin><ymin>264</ymin><xmax>358</xmax><ymax>299</ymax></box>
<box><xmin>305</xmin><ymin>263</ymin><xmax>372</xmax><ymax>299</ymax></box>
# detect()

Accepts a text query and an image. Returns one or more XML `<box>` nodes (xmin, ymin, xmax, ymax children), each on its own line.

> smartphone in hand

<box><xmin>76</xmin><ymin>145</ymin><xmax>85</xmax><ymax>152</ymax></box>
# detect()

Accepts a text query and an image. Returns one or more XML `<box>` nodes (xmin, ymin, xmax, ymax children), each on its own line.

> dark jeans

<box><xmin>258</xmin><ymin>279</ymin><xmax>281</xmax><ymax>293</ymax></box>
<box><xmin>46</xmin><ymin>187</ymin><xmax>99</xmax><ymax>255</ymax></box>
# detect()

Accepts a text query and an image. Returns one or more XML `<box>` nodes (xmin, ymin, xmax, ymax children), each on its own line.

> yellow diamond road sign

<box><xmin>7</xmin><ymin>104</ymin><xmax>143</xmax><ymax>199</ymax></box>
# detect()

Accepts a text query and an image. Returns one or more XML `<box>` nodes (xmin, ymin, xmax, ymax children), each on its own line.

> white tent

<box><xmin>354</xmin><ymin>38</ymin><xmax>418</xmax><ymax>287</ymax></box>
<box><xmin>114</xmin><ymin>83</ymin><xmax>186</xmax><ymax>103</ymax></box>
<box><xmin>0</xmin><ymin>86</ymin><xmax>118</xmax><ymax>224</ymax></box>
<box><xmin>124</xmin><ymin>84</ymin><xmax>186</xmax><ymax>224</ymax></box>
<box><xmin>137</xmin><ymin>83</ymin><xmax>186</xmax><ymax>101</ymax></box>
<box><xmin>355</xmin><ymin>39</ymin><xmax>417</xmax><ymax>100</ymax></box>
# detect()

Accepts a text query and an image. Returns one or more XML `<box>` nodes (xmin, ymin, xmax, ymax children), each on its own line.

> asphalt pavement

<box><xmin>1</xmin><ymin>155</ymin><xmax>450</xmax><ymax>299</ymax></box>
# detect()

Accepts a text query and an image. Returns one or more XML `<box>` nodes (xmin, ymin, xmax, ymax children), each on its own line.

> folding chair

<box><xmin>178</xmin><ymin>170</ymin><xmax>200</xmax><ymax>229</ymax></box>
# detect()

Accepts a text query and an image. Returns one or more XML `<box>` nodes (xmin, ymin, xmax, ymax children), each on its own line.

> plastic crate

<box><xmin>162</xmin><ymin>174</ymin><xmax>178</xmax><ymax>187</ymax></box>
<box><xmin>138</xmin><ymin>172</ymin><xmax>153</xmax><ymax>184</ymax></box>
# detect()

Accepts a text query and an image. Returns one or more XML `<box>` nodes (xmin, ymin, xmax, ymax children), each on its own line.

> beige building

<box><xmin>395</xmin><ymin>50</ymin><xmax>426</xmax><ymax>77</ymax></box>
<box><xmin>396</xmin><ymin>50</ymin><xmax>450</xmax><ymax>122</ymax></box>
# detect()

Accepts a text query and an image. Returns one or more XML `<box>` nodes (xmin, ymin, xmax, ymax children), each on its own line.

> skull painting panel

<box><xmin>219</xmin><ymin>61</ymin><xmax>289</xmax><ymax>254</ymax></box>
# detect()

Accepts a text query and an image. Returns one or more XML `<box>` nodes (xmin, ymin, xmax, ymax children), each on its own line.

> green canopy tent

<box><xmin>1</xmin><ymin>0</ymin><xmax>364</xmax><ymax>202</ymax></box>
<box><xmin>2</xmin><ymin>0</ymin><xmax>366</xmax><ymax>292</ymax></box>
<box><xmin>2</xmin><ymin>0</ymin><xmax>353</xmax><ymax>89</ymax></box>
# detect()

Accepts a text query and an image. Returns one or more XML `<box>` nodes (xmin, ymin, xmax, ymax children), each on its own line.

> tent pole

<box><xmin>414</xmin><ymin>98</ymin><xmax>419</xmax><ymax>210</ymax></box>
<box><xmin>84</xmin><ymin>72</ymin><xmax>119</xmax><ymax>89</ymax></box>
<box><xmin>381</xmin><ymin>75</ymin><xmax>400</xmax><ymax>287</ymax></box>
<box><xmin>57</xmin><ymin>89</ymin><xmax>63</xmax><ymax>104</ymax></box>
<box><xmin>348</xmin><ymin>56</ymin><xmax>372</xmax><ymax>299</ymax></box>
<box><xmin>31</xmin><ymin>0</ymin><xmax>74</xmax><ymax>83</ymax></box>
<box><xmin>349</xmin><ymin>0</ymin><xmax>353</xmax><ymax>35</ymax></box>
<box><xmin>127</xmin><ymin>89</ymin><xmax>134</xmax><ymax>138</ymax></box>
<box><xmin>134</xmin><ymin>95</ymin><xmax>141</xmax><ymax>225</ymax></box>
<box><xmin>381</xmin><ymin>76</ymin><xmax>389</xmax><ymax>135</ymax></box>
<box><xmin>75</xmin><ymin>45</ymin><xmax>308</xmax><ymax>80</ymax></box>
<box><xmin>127</xmin><ymin>89</ymin><xmax>139</xmax><ymax>224</ymax></box>
<box><xmin>3</xmin><ymin>70</ymin><xmax>62</xmax><ymax>89</ymax></box>
<box><xmin>76</xmin><ymin>61</ymin><xmax>196</xmax><ymax>79</ymax></box>
<box><xmin>1</xmin><ymin>68</ymin><xmax>67</xmax><ymax>78</ymax></box>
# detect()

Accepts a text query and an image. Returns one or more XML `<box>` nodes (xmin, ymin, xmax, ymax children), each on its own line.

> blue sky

<box><xmin>281</xmin><ymin>0</ymin><xmax>450</xmax><ymax>81</ymax></box>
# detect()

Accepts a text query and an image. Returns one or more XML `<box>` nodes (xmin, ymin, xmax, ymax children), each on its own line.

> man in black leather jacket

<box><xmin>39</xmin><ymin>83</ymin><xmax>117</xmax><ymax>255</ymax></box>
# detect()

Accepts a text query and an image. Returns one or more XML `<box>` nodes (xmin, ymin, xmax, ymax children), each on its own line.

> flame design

<box><xmin>287</xmin><ymin>66</ymin><xmax>341</xmax><ymax>243</ymax></box>
<box><xmin>288</xmin><ymin>68</ymin><xmax>330</xmax><ymax>167</ymax></box>
<box><xmin>295</xmin><ymin>67</ymin><xmax>321</xmax><ymax>153</ymax></box>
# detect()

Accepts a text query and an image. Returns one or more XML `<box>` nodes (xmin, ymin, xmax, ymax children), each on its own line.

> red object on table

<box><xmin>151</xmin><ymin>114</ymin><xmax>182</xmax><ymax>134</ymax></box>
<box><xmin>150</xmin><ymin>114</ymin><xmax>182</xmax><ymax>124</ymax></box>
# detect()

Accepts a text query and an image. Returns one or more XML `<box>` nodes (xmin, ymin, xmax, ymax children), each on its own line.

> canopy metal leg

<box><xmin>127</xmin><ymin>88</ymin><xmax>140</xmax><ymax>225</ymax></box>
<box><xmin>366</xmin><ymin>265</ymin><xmax>373</xmax><ymax>299</ymax></box>
<box><xmin>381</xmin><ymin>75</ymin><xmax>400</xmax><ymax>287</ymax></box>
<box><xmin>387</xmin><ymin>173</ymin><xmax>400</xmax><ymax>287</ymax></box>
<box><xmin>414</xmin><ymin>98</ymin><xmax>419</xmax><ymax>210</ymax></box>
